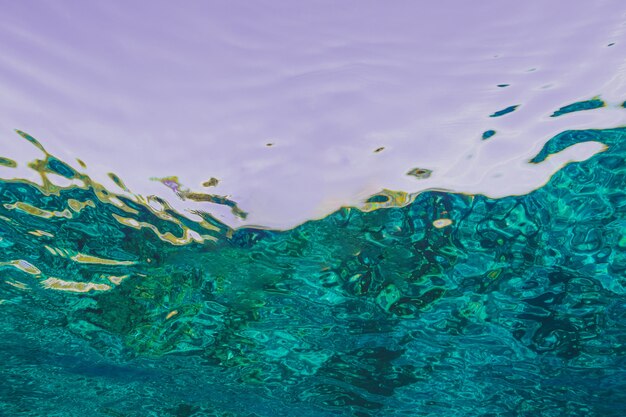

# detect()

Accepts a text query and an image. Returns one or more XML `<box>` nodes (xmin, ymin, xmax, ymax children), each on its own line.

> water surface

<box><xmin>1</xmin><ymin>2</ymin><xmax>626</xmax><ymax>416</ymax></box>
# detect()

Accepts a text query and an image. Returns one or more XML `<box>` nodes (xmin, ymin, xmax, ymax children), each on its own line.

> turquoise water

<box><xmin>550</xmin><ymin>99</ymin><xmax>606</xmax><ymax>118</ymax></box>
<box><xmin>0</xmin><ymin>127</ymin><xmax>625</xmax><ymax>416</ymax></box>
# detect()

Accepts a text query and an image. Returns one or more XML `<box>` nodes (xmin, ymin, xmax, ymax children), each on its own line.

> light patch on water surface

<box><xmin>0</xmin><ymin>259</ymin><xmax>41</xmax><ymax>275</ymax></box>
<box><xmin>432</xmin><ymin>218</ymin><xmax>453</xmax><ymax>229</ymax></box>
<box><xmin>40</xmin><ymin>277</ymin><xmax>112</xmax><ymax>293</ymax></box>
<box><xmin>106</xmin><ymin>275</ymin><xmax>130</xmax><ymax>286</ymax></box>
<box><xmin>70</xmin><ymin>253</ymin><xmax>136</xmax><ymax>266</ymax></box>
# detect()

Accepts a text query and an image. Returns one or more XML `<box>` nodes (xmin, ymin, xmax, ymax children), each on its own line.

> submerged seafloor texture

<box><xmin>0</xmin><ymin>127</ymin><xmax>625</xmax><ymax>416</ymax></box>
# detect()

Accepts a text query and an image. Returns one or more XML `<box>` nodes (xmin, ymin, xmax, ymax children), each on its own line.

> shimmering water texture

<box><xmin>1</xmin><ymin>127</ymin><xmax>625</xmax><ymax>417</ymax></box>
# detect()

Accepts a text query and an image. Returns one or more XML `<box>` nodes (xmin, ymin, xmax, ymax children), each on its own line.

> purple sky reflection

<box><xmin>1</xmin><ymin>1</ymin><xmax>625</xmax><ymax>228</ymax></box>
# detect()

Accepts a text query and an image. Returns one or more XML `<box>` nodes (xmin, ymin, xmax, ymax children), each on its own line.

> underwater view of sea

<box><xmin>1</xmin><ymin>2</ymin><xmax>625</xmax><ymax>416</ymax></box>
